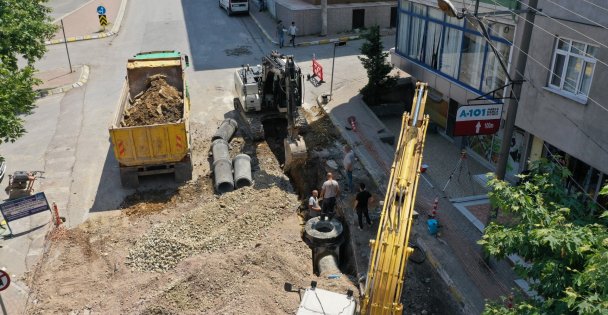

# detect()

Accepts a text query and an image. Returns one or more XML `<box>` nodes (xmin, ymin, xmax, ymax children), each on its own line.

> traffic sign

<box><xmin>452</xmin><ymin>104</ymin><xmax>503</xmax><ymax>136</ymax></box>
<box><xmin>0</xmin><ymin>270</ymin><xmax>10</xmax><ymax>291</ymax></box>
<box><xmin>99</xmin><ymin>14</ymin><xmax>108</xmax><ymax>27</ymax></box>
<box><xmin>97</xmin><ymin>5</ymin><xmax>106</xmax><ymax>15</ymax></box>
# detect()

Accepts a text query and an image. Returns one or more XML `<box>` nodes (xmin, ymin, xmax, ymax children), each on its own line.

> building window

<box><xmin>548</xmin><ymin>38</ymin><xmax>597</xmax><ymax>98</ymax></box>
<box><xmin>459</xmin><ymin>20</ymin><xmax>486</xmax><ymax>89</ymax></box>
<box><xmin>440</xmin><ymin>17</ymin><xmax>463</xmax><ymax>78</ymax></box>
<box><xmin>396</xmin><ymin>1</ymin><xmax>513</xmax><ymax>96</ymax></box>
<box><xmin>482</xmin><ymin>22</ymin><xmax>513</xmax><ymax>98</ymax></box>
<box><xmin>407</xmin><ymin>4</ymin><xmax>426</xmax><ymax>60</ymax></box>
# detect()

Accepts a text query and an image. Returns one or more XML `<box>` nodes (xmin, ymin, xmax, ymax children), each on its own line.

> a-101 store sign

<box><xmin>453</xmin><ymin>104</ymin><xmax>503</xmax><ymax>136</ymax></box>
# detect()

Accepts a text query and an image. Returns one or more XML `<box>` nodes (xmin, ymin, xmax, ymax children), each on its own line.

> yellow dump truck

<box><xmin>109</xmin><ymin>51</ymin><xmax>192</xmax><ymax>188</ymax></box>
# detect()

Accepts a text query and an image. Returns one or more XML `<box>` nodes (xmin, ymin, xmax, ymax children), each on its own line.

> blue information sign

<box><xmin>97</xmin><ymin>5</ymin><xmax>106</xmax><ymax>15</ymax></box>
<box><xmin>0</xmin><ymin>192</ymin><xmax>50</xmax><ymax>223</ymax></box>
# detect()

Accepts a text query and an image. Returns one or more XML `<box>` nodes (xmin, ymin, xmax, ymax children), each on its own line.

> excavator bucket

<box><xmin>284</xmin><ymin>136</ymin><xmax>307</xmax><ymax>171</ymax></box>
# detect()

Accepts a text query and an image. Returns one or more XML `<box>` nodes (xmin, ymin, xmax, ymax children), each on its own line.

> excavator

<box><xmin>290</xmin><ymin>82</ymin><xmax>430</xmax><ymax>314</ymax></box>
<box><xmin>233</xmin><ymin>51</ymin><xmax>307</xmax><ymax>171</ymax></box>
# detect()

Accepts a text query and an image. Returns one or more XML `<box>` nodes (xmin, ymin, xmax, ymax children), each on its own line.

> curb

<box><xmin>315</xmin><ymin>95</ymin><xmax>388</xmax><ymax>192</ymax></box>
<box><xmin>451</xmin><ymin>198</ymin><xmax>537</xmax><ymax>298</ymax></box>
<box><xmin>36</xmin><ymin>65</ymin><xmax>90</xmax><ymax>98</ymax></box>
<box><xmin>249</xmin><ymin>11</ymin><xmax>361</xmax><ymax>47</ymax></box>
<box><xmin>419</xmin><ymin>237</ymin><xmax>473</xmax><ymax>314</ymax></box>
<box><xmin>45</xmin><ymin>0</ymin><xmax>128</xmax><ymax>45</ymax></box>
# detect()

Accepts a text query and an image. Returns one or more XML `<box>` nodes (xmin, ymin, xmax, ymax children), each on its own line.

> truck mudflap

<box><xmin>119</xmin><ymin>154</ymin><xmax>192</xmax><ymax>188</ymax></box>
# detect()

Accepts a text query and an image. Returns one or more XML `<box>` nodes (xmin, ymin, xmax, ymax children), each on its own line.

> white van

<box><xmin>219</xmin><ymin>0</ymin><xmax>249</xmax><ymax>16</ymax></box>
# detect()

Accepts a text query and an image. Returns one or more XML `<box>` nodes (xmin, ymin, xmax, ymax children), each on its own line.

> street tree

<box><xmin>358</xmin><ymin>25</ymin><xmax>395</xmax><ymax>106</ymax></box>
<box><xmin>480</xmin><ymin>159</ymin><xmax>608</xmax><ymax>314</ymax></box>
<box><xmin>0</xmin><ymin>0</ymin><xmax>57</xmax><ymax>143</ymax></box>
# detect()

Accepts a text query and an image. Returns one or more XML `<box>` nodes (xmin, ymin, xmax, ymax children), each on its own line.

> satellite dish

<box><xmin>437</xmin><ymin>0</ymin><xmax>459</xmax><ymax>18</ymax></box>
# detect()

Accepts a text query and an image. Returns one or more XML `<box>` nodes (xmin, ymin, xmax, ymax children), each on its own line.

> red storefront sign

<box><xmin>312</xmin><ymin>58</ymin><xmax>323</xmax><ymax>81</ymax></box>
<box><xmin>453</xmin><ymin>104</ymin><xmax>503</xmax><ymax>136</ymax></box>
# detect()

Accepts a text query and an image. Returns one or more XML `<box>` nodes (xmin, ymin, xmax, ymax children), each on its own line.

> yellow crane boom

<box><xmin>361</xmin><ymin>82</ymin><xmax>430</xmax><ymax>314</ymax></box>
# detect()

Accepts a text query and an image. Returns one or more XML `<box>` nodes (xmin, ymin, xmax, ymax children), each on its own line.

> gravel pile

<box><xmin>126</xmin><ymin>185</ymin><xmax>299</xmax><ymax>272</ymax></box>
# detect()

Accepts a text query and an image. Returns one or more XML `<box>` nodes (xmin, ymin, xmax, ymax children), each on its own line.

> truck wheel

<box><xmin>174</xmin><ymin>158</ymin><xmax>193</xmax><ymax>183</ymax></box>
<box><xmin>120</xmin><ymin>168</ymin><xmax>139</xmax><ymax>188</ymax></box>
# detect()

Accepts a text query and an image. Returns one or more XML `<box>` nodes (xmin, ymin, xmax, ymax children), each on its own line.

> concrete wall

<box><xmin>275</xmin><ymin>1</ymin><xmax>396</xmax><ymax>36</ymax></box>
<box><xmin>514</xmin><ymin>0</ymin><xmax>608</xmax><ymax>174</ymax></box>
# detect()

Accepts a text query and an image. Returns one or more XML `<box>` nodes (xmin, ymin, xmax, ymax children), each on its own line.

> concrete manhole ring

<box><xmin>304</xmin><ymin>217</ymin><xmax>343</xmax><ymax>242</ymax></box>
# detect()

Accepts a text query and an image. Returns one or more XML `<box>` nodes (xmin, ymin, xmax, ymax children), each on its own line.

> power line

<box><xmin>542</xmin><ymin>0</ymin><xmax>608</xmax><ymax>30</ymax></box>
<box><xmin>481</xmin><ymin>0</ymin><xmax>608</xmax><ymax>116</ymax></box>
<box><xmin>512</xmin><ymin>0</ymin><xmax>608</xmax><ymax>51</ymax></box>
<box><xmin>473</xmin><ymin>16</ymin><xmax>608</xmax><ymax>155</ymax></box>
<box><xmin>579</xmin><ymin>0</ymin><xmax>608</xmax><ymax>15</ymax></box>
<box><xmin>485</xmin><ymin>0</ymin><xmax>608</xmax><ymax>68</ymax></box>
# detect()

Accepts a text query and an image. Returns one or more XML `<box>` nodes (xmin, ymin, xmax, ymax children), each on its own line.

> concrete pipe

<box><xmin>233</xmin><ymin>154</ymin><xmax>253</xmax><ymax>188</ymax></box>
<box><xmin>304</xmin><ymin>217</ymin><xmax>345</xmax><ymax>276</ymax></box>
<box><xmin>213</xmin><ymin>158</ymin><xmax>234</xmax><ymax>193</ymax></box>
<box><xmin>212</xmin><ymin>118</ymin><xmax>238</xmax><ymax>142</ymax></box>
<box><xmin>211</xmin><ymin>139</ymin><xmax>230</xmax><ymax>163</ymax></box>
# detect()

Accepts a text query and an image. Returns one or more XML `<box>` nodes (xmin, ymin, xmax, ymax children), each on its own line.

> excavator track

<box><xmin>234</xmin><ymin>98</ymin><xmax>265</xmax><ymax>141</ymax></box>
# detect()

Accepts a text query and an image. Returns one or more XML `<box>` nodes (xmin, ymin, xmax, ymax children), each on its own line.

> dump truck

<box><xmin>109</xmin><ymin>51</ymin><xmax>192</xmax><ymax>188</ymax></box>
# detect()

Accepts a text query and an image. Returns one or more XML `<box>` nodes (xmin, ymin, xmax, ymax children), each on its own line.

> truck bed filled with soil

<box><xmin>122</xmin><ymin>74</ymin><xmax>184</xmax><ymax>127</ymax></box>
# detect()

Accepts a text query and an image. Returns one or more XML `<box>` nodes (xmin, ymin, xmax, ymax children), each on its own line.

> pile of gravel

<box><xmin>126</xmin><ymin>186</ymin><xmax>299</xmax><ymax>272</ymax></box>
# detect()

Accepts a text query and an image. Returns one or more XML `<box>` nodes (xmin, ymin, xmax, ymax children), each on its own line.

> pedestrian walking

<box><xmin>288</xmin><ymin>21</ymin><xmax>297</xmax><ymax>47</ymax></box>
<box><xmin>276</xmin><ymin>20</ymin><xmax>285</xmax><ymax>48</ymax></box>
<box><xmin>343</xmin><ymin>145</ymin><xmax>355</xmax><ymax>192</ymax></box>
<box><xmin>320</xmin><ymin>172</ymin><xmax>340</xmax><ymax>216</ymax></box>
<box><xmin>308</xmin><ymin>190</ymin><xmax>321</xmax><ymax>218</ymax></box>
<box><xmin>353</xmin><ymin>183</ymin><xmax>374</xmax><ymax>230</ymax></box>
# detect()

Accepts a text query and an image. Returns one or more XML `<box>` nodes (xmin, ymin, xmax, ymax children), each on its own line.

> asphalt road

<box><xmin>47</xmin><ymin>0</ymin><xmax>92</xmax><ymax>20</ymax></box>
<box><xmin>0</xmin><ymin>1</ymin><xmax>391</xmax><ymax>311</ymax></box>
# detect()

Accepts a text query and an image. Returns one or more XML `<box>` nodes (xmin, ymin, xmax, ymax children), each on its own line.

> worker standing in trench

<box><xmin>320</xmin><ymin>172</ymin><xmax>340</xmax><ymax>218</ymax></box>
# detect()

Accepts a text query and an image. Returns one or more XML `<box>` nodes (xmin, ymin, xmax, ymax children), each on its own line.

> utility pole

<box><xmin>321</xmin><ymin>0</ymin><xmax>328</xmax><ymax>36</ymax></box>
<box><xmin>495</xmin><ymin>0</ymin><xmax>538</xmax><ymax>180</ymax></box>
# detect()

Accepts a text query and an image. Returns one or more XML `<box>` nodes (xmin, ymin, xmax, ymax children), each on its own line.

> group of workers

<box><xmin>306</xmin><ymin>145</ymin><xmax>375</xmax><ymax>230</ymax></box>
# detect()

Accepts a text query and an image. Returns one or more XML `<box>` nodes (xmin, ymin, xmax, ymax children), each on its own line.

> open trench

<box><xmin>261</xmin><ymin>118</ymin><xmax>359</xmax><ymax>279</ymax></box>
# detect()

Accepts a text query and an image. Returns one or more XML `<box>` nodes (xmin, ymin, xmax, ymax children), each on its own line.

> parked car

<box><xmin>219</xmin><ymin>0</ymin><xmax>249</xmax><ymax>16</ymax></box>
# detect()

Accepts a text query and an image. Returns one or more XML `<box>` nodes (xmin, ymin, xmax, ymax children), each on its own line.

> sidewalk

<box><xmin>35</xmin><ymin>65</ymin><xmax>90</xmax><ymax>97</ymax></box>
<box><xmin>319</xmin><ymin>86</ymin><xmax>522</xmax><ymax>314</ymax></box>
<box><xmin>46</xmin><ymin>0</ymin><xmax>128</xmax><ymax>45</ymax></box>
<box><xmin>0</xmin><ymin>65</ymin><xmax>90</xmax><ymax>315</ymax></box>
<box><xmin>249</xmin><ymin>1</ymin><xmax>394</xmax><ymax>47</ymax></box>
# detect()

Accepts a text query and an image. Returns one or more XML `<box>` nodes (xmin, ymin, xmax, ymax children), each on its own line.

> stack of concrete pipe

<box><xmin>211</xmin><ymin>119</ymin><xmax>253</xmax><ymax>193</ymax></box>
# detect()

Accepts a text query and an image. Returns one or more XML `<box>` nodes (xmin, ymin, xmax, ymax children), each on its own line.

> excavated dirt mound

<box><xmin>25</xmin><ymin>136</ymin><xmax>357</xmax><ymax>315</ymax></box>
<box><xmin>122</xmin><ymin>74</ymin><xmax>184</xmax><ymax>127</ymax></box>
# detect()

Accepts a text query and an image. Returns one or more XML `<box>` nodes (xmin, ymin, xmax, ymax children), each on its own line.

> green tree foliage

<box><xmin>358</xmin><ymin>25</ymin><xmax>395</xmax><ymax>106</ymax></box>
<box><xmin>479</xmin><ymin>159</ymin><xmax>608</xmax><ymax>314</ymax></box>
<box><xmin>0</xmin><ymin>0</ymin><xmax>56</xmax><ymax>143</ymax></box>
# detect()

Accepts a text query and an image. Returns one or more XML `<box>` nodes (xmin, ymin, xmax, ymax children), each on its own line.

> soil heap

<box><xmin>122</xmin><ymin>74</ymin><xmax>184</xmax><ymax>127</ymax></box>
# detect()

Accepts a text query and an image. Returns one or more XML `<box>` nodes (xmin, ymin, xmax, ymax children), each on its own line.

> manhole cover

<box><xmin>224</xmin><ymin>46</ymin><xmax>252</xmax><ymax>56</ymax></box>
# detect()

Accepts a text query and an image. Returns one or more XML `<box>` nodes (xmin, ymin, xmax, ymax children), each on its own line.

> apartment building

<box><xmin>391</xmin><ymin>0</ymin><xmax>608</xmax><ymax>206</ymax></box>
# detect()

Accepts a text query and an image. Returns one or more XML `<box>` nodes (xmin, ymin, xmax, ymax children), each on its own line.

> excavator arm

<box><xmin>361</xmin><ymin>82</ymin><xmax>430</xmax><ymax>314</ymax></box>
